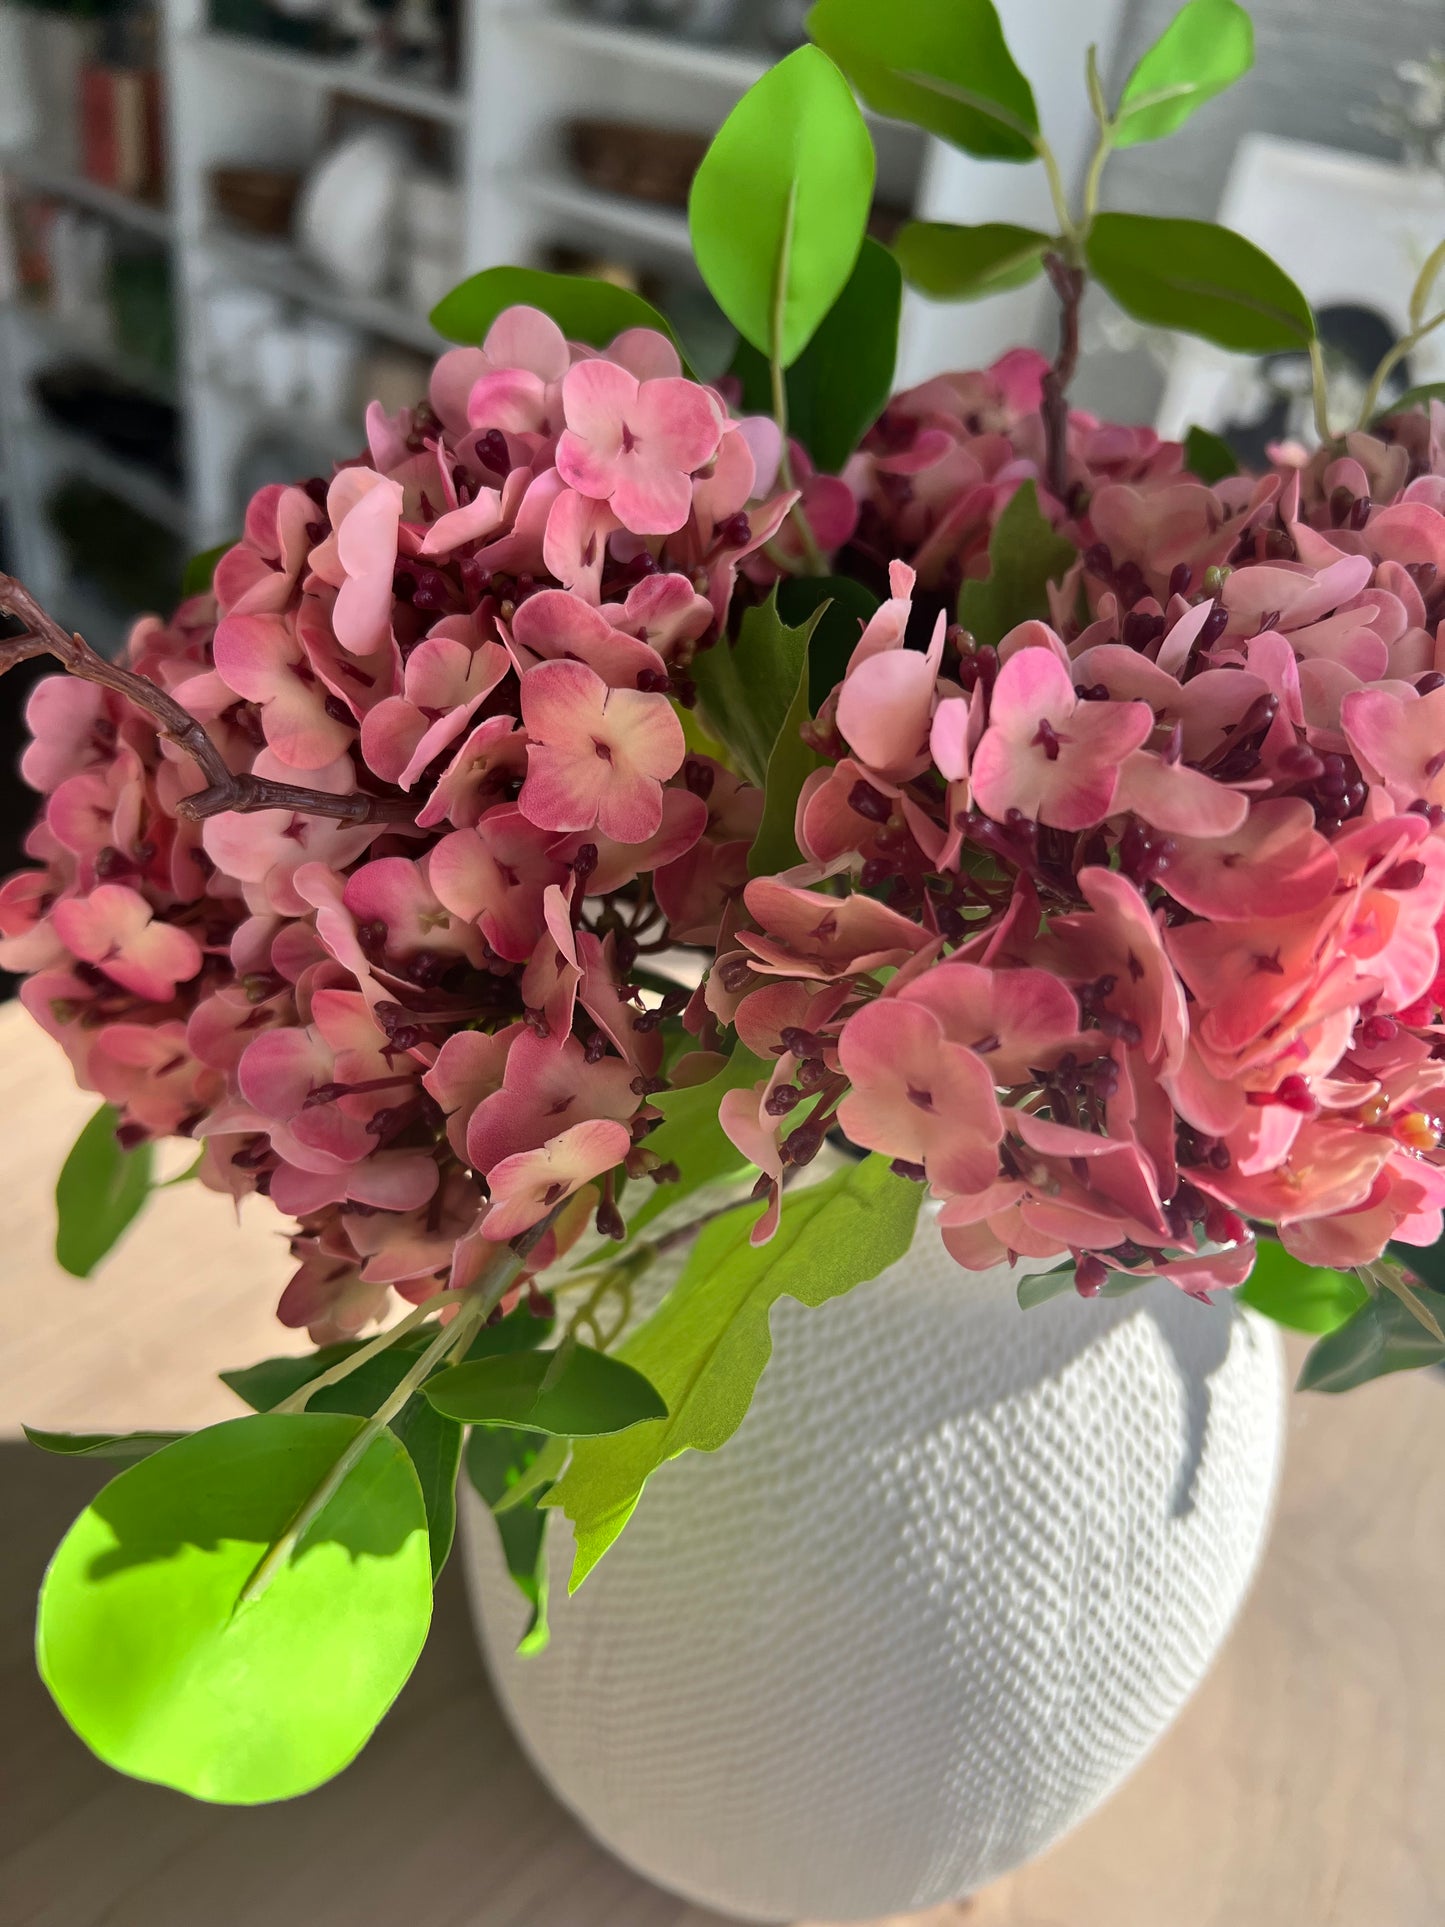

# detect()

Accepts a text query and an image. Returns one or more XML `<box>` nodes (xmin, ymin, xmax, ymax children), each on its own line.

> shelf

<box><xmin>2</xmin><ymin>156</ymin><xmax>173</xmax><ymax>241</ymax></box>
<box><xmin>511</xmin><ymin>173</ymin><xmax>692</xmax><ymax>259</ymax></box>
<box><xmin>200</xmin><ymin>230</ymin><xmax>441</xmax><ymax>355</ymax></box>
<box><xmin>9</xmin><ymin>303</ymin><xmax>176</xmax><ymax>407</ymax></box>
<box><xmin>508</xmin><ymin>9</ymin><xmax>772</xmax><ymax>92</ymax></box>
<box><xmin>205</xmin><ymin>368</ymin><xmax>360</xmax><ymax>464</ymax></box>
<box><xmin>183</xmin><ymin>31</ymin><xmax>467</xmax><ymax>125</ymax></box>
<box><xmin>25</xmin><ymin>418</ymin><xmax>190</xmax><ymax>536</ymax></box>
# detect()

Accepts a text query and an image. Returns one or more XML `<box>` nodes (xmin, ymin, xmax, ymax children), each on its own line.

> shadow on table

<box><xmin>0</xmin><ymin>1444</ymin><xmax>740</xmax><ymax>1927</ymax></box>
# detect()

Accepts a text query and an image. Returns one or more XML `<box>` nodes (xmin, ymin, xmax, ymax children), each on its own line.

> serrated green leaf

<box><xmin>23</xmin><ymin>1425</ymin><xmax>186</xmax><ymax>1462</ymax></box>
<box><xmin>1016</xmin><ymin>1267</ymin><xmax>1074</xmax><ymax>1310</ymax></box>
<box><xmin>1297</xmin><ymin>1285</ymin><xmax>1445</xmax><ymax>1394</ymax></box>
<box><xmin>38</xmin><ymin>1414</ymin><xmax>431</xmax><ymax>1802</ymax></box>
<box><xmin>424</xmin><ymin>1345</ymin><xmax>668</xmax><ymax>1437</ymax></box>
<box><xmin>895</xmin><ymin>221</ymin><xmax>1051</xmax><ymax>301</ymax></box>
<box><xmin>958</xmin><ymin>480</ymin><xmax>1077</xmax><ymax>645</ymax></box>
<box><xmin>627</xmin><ymin>1041</ymin><xmax>772</xmax><ymax>1238</ymax></box>
<box><xmin>689</xmin><ymin>45</ymin><xmax>874</xmax><ymax>368</ymax></box>
<box><xmin>1115</xmin><ymin>0</ymin><xmax>1254</xmax><ymax>148</ymax></box>
<box><xmin>430</xmin><ymin>266</ymin><xmax>691</xmax><ymax>371</ymax></box>
<box><xmin>692</xmin><ymin>587</ymin><xmax>820</xmax><ymax>788</ymax></box>
<box><xmin>181</xmin><ymin>541</ymin><xmax>232</xmax><ymax>599</ymax></box>
<box><xmin>55</xmin><ymin>1103</ymin><xmax>155</xmax><ymax>1279</ymax></box>
<box><xmin>776</xmin><ymin>573</ymin><xmax>879</xmax><ymax>712</ymax></box>
<box><xmin>808</xmin><ymin>0</ymin><xmax>1039</xmax><ymax>161</ymax></box>
<box><xmin>548</xmin><ymin>1156</ymin><xmax>922</xmax><ymax>1590</ymax></box>
<box><xmin>1183</xmin><ymin>423</ymin><xmax>1240</xmax><ymax>484</ymax></box>
<box><xmin>465</xmin><ymin>1428</ymin><xmax>552</xmax><ymax>1654</ymax></box>
<box><xmin>1239</xmin><ymin>1240</ymin><xmax>1369</xmax><ymax>1335</ymax></box>
<box><xmin>1087</xmin><ymin>213</ymin><xmax>1316</xmax><ymax>354</ymax></box>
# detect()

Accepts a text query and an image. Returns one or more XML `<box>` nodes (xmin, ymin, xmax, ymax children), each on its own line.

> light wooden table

<box><xmin>1</xmin><ymin>999</ymin><xmax>1441</xmax><ymax>1927</ymax></box>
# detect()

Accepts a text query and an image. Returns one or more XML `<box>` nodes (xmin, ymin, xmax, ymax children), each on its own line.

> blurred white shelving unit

<box><xmin>0</xmin><ymin>0</ymin><xmax>1125</xmax><ymax>643</ymax></box>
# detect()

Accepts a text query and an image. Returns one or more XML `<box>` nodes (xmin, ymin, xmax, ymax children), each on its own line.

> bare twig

<box><xmin>0</xmin><ymin>573</ymin><xmax>416</xmax><ymax>827</ymax></box>
<box><xmin>1041</xmin><ymin>253</ymin><xmax>1085</xmax><ymax>505</ymax></box>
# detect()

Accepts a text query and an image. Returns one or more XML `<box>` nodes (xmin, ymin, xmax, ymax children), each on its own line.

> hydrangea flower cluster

<box><xmin>715</xmin><ymin>377</ymin><xmax>1445</xmax><ymax>1293</ymax></box>
<box><xmin>0</xmin><ymin>306</ymin><xmax>789</xmax><ymax>1342</ymax></box>
<box><xmin>7</xmin><ymin>308</ymin><xmax>1445</xmax><ymax>1334</ymax></box>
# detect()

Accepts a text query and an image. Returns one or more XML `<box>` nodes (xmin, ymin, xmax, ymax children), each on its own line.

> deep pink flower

<box><xmin>481</xmin><ymin>1118</ymin><xmax>631</xmax><ymax>1241</ymax></box>
<box><xmin>836</xmin><ymin>999</ymin><xmax>1003</xmax><ymax>1193</ymax></box>
<box><xmin>51</xmin><ymin>885</ymin><xmax>202</xmax><ymax>1000</ymax></box>
<box><xmin>518</xmin><ymin>659</ymin><xmax>685</xmax><ymax>842</ymax></box>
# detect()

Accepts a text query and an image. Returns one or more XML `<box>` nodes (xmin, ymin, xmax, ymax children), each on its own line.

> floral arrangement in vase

<box><xmin>4</xmin><ymin>0</ymin><xmax>1445</xmax><ymax>1811</ymax></box>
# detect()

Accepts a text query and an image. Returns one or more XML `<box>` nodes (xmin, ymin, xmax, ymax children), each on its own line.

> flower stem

<box><xmin>1355</xmin><ymin>305</ymin><xmax>1445</xmax><ymax>429</ymax></box>
<box><xmin>272</xmin><ymin>1290</ymin><xmax>469</xmax><ymax>1415</ymax></box>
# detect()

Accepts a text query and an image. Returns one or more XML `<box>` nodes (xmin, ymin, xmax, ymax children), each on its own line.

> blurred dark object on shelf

<box><xmin>108</xmin><ymin>243</ymin><xmax>176</xmax><ymax>379</ymax></box>
<box><xmin>567</xmin><ymin>117</ymin><xmax>709</xmax><ymax>209</ymax></box>
<box><xmin>209</xmin><ymin>163</ymin><xmax>303</xmax><ymax>237</ymax></box>
<box><xmin>205</xmin><ymin>0</ymin><xmax>460</xmax><ymax>88</ymax></box>
<box><xmin>46</xmin><ymin>477</ymin><xmax>184</xmax><ymax>617</ymax></box>
<box><xmin>79</xmin><ymin>7</ymin><xmax>165</xmax><ymax>202</ymax></box>
<box><xmin>33</xmin><ymin>363</ymin><xmax>182</xmax><ymax>482</ymax></box>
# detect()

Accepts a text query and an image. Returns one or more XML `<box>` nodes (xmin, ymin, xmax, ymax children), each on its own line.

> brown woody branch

<box><xmin>0</xmin><ymin>574</ymin><xmax>416</xmax><ymax>827</ymax></box>
<box><xmin>1041</xmin><ymin>252</ymin><xmax>1085</xmax><ymax>506</ymax></box>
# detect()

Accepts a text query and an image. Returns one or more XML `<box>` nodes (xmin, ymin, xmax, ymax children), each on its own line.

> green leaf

<box><xmin>895</xmin><ymin>221</ymin><xmax>1051</xmax><ymax>301</ymax></box>
<box><xmin>627</xmin><ymin>1040</ymin><xmax>773</xmax><ymax>1238</ymax></box>
<box><xmin>748</xmin><ymin>611</ymin><xmax>826</xmax><ymax>881</ymax></box>
<box><xmin>1016</xmin><ymin>1267</ymin><xmax>1074</xmax><ymax>1310</ymax></box>
<box><xmin>548</xmin><ymin>1156</ymin><xmax>922</xmax><ymax>1590</ymax></box>
<box><xmin>55</xmin><ymin>1103</ymin><xmax>155</xmax><ymax>1279</ymax></box>
<box><xmin>1087</xmin><ymin>213</ymin><xmax>1316</xmax><ymax>354</ymax></box>
<box><xmin>1297</xmin><ymin>1286</ymin><xmax>1445</xmax><ymax>1394</ymax></box>
<box><xmin>465</xmin><ymin>1428</ymin><xmax>552</xmax><ymax>1655</ymax></box>
<box><xmin>1115</xmin><ymin>0</ymin><xmax>1254</xmax><ymax>148</ymax></box>
<box><xmin>692</xmin><ymin>586</ymin><xmax>820</xmax><ymax>787</ymax></box>
<box><xmin>424</xmin><ymin>1344</ymin><xmax>668</xmax><ymax>1437</ymax></box>
<box><xmin>1391</xmin><ymin>1235</ymin><xmax>1445</xmax><ymax>1296</ymax></box>
<box><xmin>807</xmin><ymin>0</ymin><xmax>1039</xmax><ymax>162</ymax></box>
<box><xmin>1183</xmin><ymin>422</ymin><xmax>1240</xmax><ymax>484</ymax></box>
<box><xmin>23</xmin><ymin>1425</ymin><xmax>185</xmax><ymax>1462</ymax></box>
<box><xmin>181</xmin><ymin>541</ymin><xmax>232</xmax><ymax>599</ymax></box>
<box><xmin>689</xmin><ymin>45</ymin><xmax>875</xmax><ymax>368</ymax></box>
<box><xmin>223</xmin><ymin>1339</ymin><xmax>469</xmax><ymax>1578</ymax></box>
<box><xmin>957</xmin><ymin>480</ymin><xmax>1077</xmax><ymax>645</ymax></box>
<box><xmin>430</xmin><ymin>266</ymin><xmax>690</xmax><ymax>371</ymax></box>
<box><xmin>1379</xmin><ymin>381</ymin><xmax>1445</xmax><ymax>418</ymax></box>
<box><xmin>774</xmin><ymin>574</ymin><xmax>879</xmax><ymax>711</ymax></box>
<box><xmin>1238</xmin><ymin>1240</ymin><xmax>1368</xmax><ymax>1335</ymax></box>
<box><xmin>37</xmin><ymin>1413</ymin><xmax>431</xmax><ymax>1802</ymax></box>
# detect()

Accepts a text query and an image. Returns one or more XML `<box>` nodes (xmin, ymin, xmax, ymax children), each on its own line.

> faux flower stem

<box><xmin>273</xmin><ymin>1290</ymin><xmax>470</xmax><ymax>1415</ymax></box>
<box><xmin>1355</xmin><ymin>303</ymin><xmax>1445</xmax><ymax>429</ymax></box>
<box><xmin>1041</xmin><ymin>253</ymin><xmax>1086</xmax><ymax>501</ymax></box>
<box><xmin>0</xmin><ymin>575</ymin><xmax>417</xmax><ymax>828</ymax></box>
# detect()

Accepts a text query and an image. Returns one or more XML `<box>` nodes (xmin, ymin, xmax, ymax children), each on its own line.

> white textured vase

<box><xmin>461</xmin><ymin>1221</ymin><xmax>1286</xmax><ymax>1923</ymax></box>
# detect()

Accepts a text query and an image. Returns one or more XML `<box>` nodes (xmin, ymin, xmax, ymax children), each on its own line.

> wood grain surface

<box><xmin>0</xmin><ymin>1001</ymin><xmax>1440</xmax><ymax>1927</ymax></box>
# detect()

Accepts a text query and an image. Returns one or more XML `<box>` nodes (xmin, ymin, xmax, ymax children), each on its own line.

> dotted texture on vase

<box><xmin>461</xmin><ymin>1221</ymin><xmax>1285</xmax><ymax>1924</ymax></box>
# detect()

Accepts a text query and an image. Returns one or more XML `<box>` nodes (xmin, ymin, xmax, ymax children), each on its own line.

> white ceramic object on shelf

<box><xmin>296</xmin><ymin>131</ymin><xmax>408</xmax><ymax>300</ymax></box>
<box><xmin>463</xmin><ymin>1220</ymin><xmax>1285</xmax><ymax>1924</ymax></box>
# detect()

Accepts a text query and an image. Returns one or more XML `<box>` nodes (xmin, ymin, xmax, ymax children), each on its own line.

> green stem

<box><xmin>1035</xmin><ymin>136</ymin><xmax>1081</xmax><ymax>253</ymax></box>
<box><xmin>273</xmin><ymin>1291</ymin><xmax>468</xmax><ymax>1415</ymax></box>
<box><xmin>769</xmin><ymin>177</ymin><xmax>826</xmax><ymax>577</ymax></box>
<box><xmin>238</xmin><ymin>1235</ymin><xmax>538</xmax><ymax>1606</ymax></box>
<box><xmin>1309</xmin><ymin>339</ymin><xmax>1334</xmax><ymax>444</ymax></box>
<box><xmin>1355</xmin><ymin>305</ymin><xmax>1445</xmax><ymax>428</ymax></box>
<box><xmin>1410</xmin><ymin>234</ymin><xmax>1445</xmax><ymax>329</ymax></box>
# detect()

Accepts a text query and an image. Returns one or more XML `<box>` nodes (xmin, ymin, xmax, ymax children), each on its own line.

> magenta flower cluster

<box><xmin>6</xmin><ymin>313</ymin><xmax>1445</xmax><ymax>1332</ymax></box>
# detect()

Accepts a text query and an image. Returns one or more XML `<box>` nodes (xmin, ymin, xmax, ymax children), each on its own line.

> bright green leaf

<box><xmin>808</xmin><ymin>0</ymin><xmax>1039</xmax><ymax>161</ymax></box>
<box><xmin>627</xmin><ymin>1041</ymin><xmax>772</xmax><ymax>1238</ymax></box>
<box><xmin>55</xmin><ymin>1103</ymin><xmax>154</xmax><ymax>1280</ymax></box>
<box><xmin>689</xmin><ymin>45</ymin><xmax>875</xmax><ymax>368</ymax></box>
<box><xmin>424</xmin><ymin>1344</ymin><xmax>668</xmax><ymax>1437</ymax></box>
<box><xmin>24</xmin><ymin>1425</ymin><xmax>185</xmax><ymax>1462</ymax></box>
<box><xmin>1016</xmin><ymin>1268</ymin><xmax>1074</xmax><ymax>1310</ymax></box>
<box><xmin>776</xmin><ymin>574</ymin><xmax>879</xmax><ymax>712</ymax></box>
<box><xmin>38</xmin><ymin>1414</ymin><xmax>432</xmax><ymax>1802</ymax></box>
<box><xmin>430</xmin><ymin>266</ymin><xmax>690</xmax><ymax>371</ymax></box>
<box><xmin>1115</xmin><ymin>0</ymin><xmax>1254</xmax><ymax>148</ymax></box>
<box><xmin>732</xmin><ymin>239</ymin><xmax>902</xmax><ymax>471</ymax></box>
<box><xmin>692</xmin><ymin>587</ymin><xmax>820</xmax><ymax>787</ymax></box>
<box><xmin>1183</xmin><ymin>422</ymin><xmax>1240</xmax><ymax>483</ymax></box>
<box><xmin>895</xmin><ymin>220</ymin><xmax>1051</xmax><ymax>301</ymax></box>
<box><xmin>1297</xmin><ymin>1285</ymin><xmax>1445</xmax><ymax>1394</ymax></box>
<box><xmin>957</xmin><ymin>480</ymin><xmax>1077</xmax><ymax>645</ymax></box>
<box><xmin>181</xmin><ymin>541</ymin><xmax>232</xmax><ymax>599</ymax></box>
<box><xmin>749</xmin><ymin>617</ymin><xmax>826</xmax><ymax>882</ymax></box>
<box><xmin>1087</xmin><ymin>213</ymin><xmax>1316</xmax><ymax>354</ymax></box>
<box><xmin>548</xmin><ymin>1156</ymin><xmax>922</xmax><ymax>1590</ymax></box>
<box><xmin>223</xmin><ymin>1338</ymin><xmax>473</xmax><ymax>1578</ymax></box>
<box><xmin>465</xmin><ymin>1428</ymin><xmax>552</xmax><ymax>1655</ymax></box>
<box><xmin>1238</xmin><ymin>1239</ymin><xmax>1368</xmax><ymax>1335</ymax></box>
